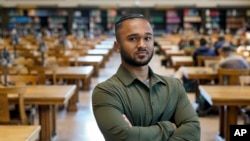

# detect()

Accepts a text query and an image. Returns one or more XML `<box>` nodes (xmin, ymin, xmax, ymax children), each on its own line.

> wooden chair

<box><xmin>238</xmin><ymin>75</ymin><xmax>250</xmax><ymax>124</ymax></box>
<box><xmin>55</xmin><ymin>50</ymin><xmax>79</xmax><ymax>66</ymax></box>
<box><xmin>197</xmin><ymin>56</ymin><xmax>220</xmax><ymax>67</ymax></box>
<box><xmin>27</xmin><ymin>66</ymin><xmax>57</xmax><ymax>85</ymax></box>
<box><xmin>1</xmin><ymin>75</ymin><xmax>38</xmax><ymax>125</ymax></box>
<box><xmin>204</xmin><ymin>60</ymin><xmax>220</xmax><ymax>69</ymax></box>
<box><xmin>217</xmin><ymin>69</ymin><xmax>250</xmax><ymax>132</ymax></box>
<box><xmin>0</xmin><ymin>86</ymin><xmax>28</xmax><ymax>125</ymax></box>
<box><xmin>0</xmin><ymin>66</ymin><xmax>20</xmax><ymax>75</ymax></box>
<box><xmin>239</xmin><ymin>75</ymin><xmax>250</xmax><ymax>86</ymax></box>
<box><xmin>2</xmin><ymin>75</ymin><xmax>37</xmax><ymax>86</ymax></box>
<box><xmin>218</xmin><ymin>68</ymin><xmax>250</xmax><ymax>85</ymax></box>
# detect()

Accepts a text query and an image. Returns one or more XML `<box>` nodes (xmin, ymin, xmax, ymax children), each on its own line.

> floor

<box><xmin>52</xmin><ymin>49</ymin><xmax>224</xmax><ymax>141</ymax></box>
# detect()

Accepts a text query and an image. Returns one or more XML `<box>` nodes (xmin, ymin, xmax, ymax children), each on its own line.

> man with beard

<box><xmin>92</xmin><ymin>14</ymin><xmax>200</xmax><ymax>141</ymax></box>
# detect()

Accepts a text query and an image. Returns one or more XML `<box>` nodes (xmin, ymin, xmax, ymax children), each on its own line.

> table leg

<box><xmin>52</xmin><ymin>105</ymin><xmax>56</xmax><ymax>136</ymax></box>
<box><xmin>67</xmin><ymin>85</ymin><xmax>78</xmax><ymax>111</ymax></box>
<box><xmin>226</xmin><ymin>106</ymin><xmax>238</xmax><ymax>141</ymax></box>
<box><xmin>93</xmin><ymin>63</ymin><xmax>99</xmax><ymax>77</ymax></box>
<box><xmin>219</xmin><ymin>106</ymin><xmax>225</xmax><ymax>138</ymax></box>
<box><xmin>82</xmin><ymin>76</ymin><xmax>91</xmax><ymax>91</ymax></box>
<box><xmin>194</xmin><ymin>79</ymin><xmax>199</xmax><ymax>101</ymax></box>
<box><xmin>38</xmin><ymin>105</ymin><xmax>52</xmax><ymax>141</ymax></box>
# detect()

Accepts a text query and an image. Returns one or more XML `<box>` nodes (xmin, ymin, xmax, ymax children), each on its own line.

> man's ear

<box><xmin>114</xmin><ymin>41</ymin><xmax>120</xmax><ymax>53</ymax></box>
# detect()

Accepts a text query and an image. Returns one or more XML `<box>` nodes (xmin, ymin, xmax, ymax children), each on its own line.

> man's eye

<box><xmin>145</xmin><ymin>37</ymin><xmax>152</xmax><ymax>41</ymax></box>
<box><xmin>128</xmin><ymin>37</ymin><xmax>137</xmax><ymax>41</ymax></box>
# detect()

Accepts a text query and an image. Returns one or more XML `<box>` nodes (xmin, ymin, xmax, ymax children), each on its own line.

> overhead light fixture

<box><xmin>135</xmin><ymin>0</ymin><xmax>140</xmax><ymax>7</ymax></box>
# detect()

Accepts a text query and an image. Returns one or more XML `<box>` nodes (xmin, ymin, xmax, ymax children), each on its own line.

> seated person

<box><xmin>178</xmin><ymin>37</ymin><xmax>188</xmax><ymax>50</ymax></box>
<box><xmin>183</xmin><ymin>39</ymin><xmax>195</xmax><ymax>56</ymax></box>
<box><xmin>54</xmin><ymin>34</ymin><xmax>73</xmax><ymax>49</ymax></box>
<box><xmin>192</xmin><ymin>38</ymin><xmax>216</xmax><ymax>66</ymax></box>
<box><xmin>218</xmin><ymin>45</ymin><xmax>249</xmax><ymax>69</ymax></box>
<box><xmin>214</xmin><ymin>35</ymin><xmax>226</xmax><ymax>55</ymax></box>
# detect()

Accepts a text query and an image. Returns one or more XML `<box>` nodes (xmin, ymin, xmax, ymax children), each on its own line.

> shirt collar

<box><xmin>116</xmin><ymin>65</ymin><xmax>166</xmax><ymax>86</ymax></box>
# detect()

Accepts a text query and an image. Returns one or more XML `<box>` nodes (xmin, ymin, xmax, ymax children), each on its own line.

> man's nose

<box><xmin>137</xmin><ymin>39</ymin><xmax>146</xmax><ymax>48</ymax></box>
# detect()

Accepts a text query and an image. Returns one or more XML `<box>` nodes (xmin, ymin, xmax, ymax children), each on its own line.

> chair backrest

<box><xmin>27</xmin><ymin>66</ymin><xmax>56</xmax><ymax>85</ymax></box>
<box><xmin>0</xmin><ymin>86</ymin><xmax>27</xmax><ymax>124</ymax></box>
<box><xmin>204</xmin><ymin>60</ymin><xmax>220</xmax><ymax>72</ymax></box>
<box><xmin>12</xmin><ymin>58</ymin><xmax>34</xmax><ymax>74</ymax></box>
<box><xmin>0</xmin><ymin>66</ymin><xmax>20</xmax><ymax>75</ymax></box>
<box><xmin>197</xmin><ymin>56</ymin><xmax>220</xmax><ymax>66</ymax></box>
<box><xmin>218</xmin><ymin>68</ymin><xmax>250</xmax><ymax>85</ymax></box>
<box><xmin>12</xmin><ymin>57</ymin><xmax>34</xmax><ymax>67</ymax></box>
<box><xmin>2</xmin><ymin>75</ymin><xmax>38</xmax><ymax>86</ymax></box>
<box><xmin>56</xmin><ymin>51</ymin><xmax>79</xmax><ymax>66</ymax></box>
<box><xmin>239</xmin><ymin>75</ymin><xmax>250</xmax><ymax>86</ymax></box>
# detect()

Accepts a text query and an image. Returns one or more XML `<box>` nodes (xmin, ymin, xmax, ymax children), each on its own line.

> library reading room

<box><xmin>0</xmin><ymin>0</ymin><xmax>250</xmax><ymax>141</ymax></box>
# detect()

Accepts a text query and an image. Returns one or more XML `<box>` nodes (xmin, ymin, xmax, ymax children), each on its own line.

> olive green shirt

<box><xmin>92</xmin><ymin>65</ymin><xmax>200</xmax><ymax>141</ymax></box>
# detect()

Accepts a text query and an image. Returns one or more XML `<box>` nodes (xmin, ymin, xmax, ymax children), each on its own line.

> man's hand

<box><xmin>122</xmin><ymin>114</ymin><xmax>132</xmax><ymax>127</ymax></box>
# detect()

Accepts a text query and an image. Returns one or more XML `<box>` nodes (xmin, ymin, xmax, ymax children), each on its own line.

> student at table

<box><xmin>183</xmin><ymin>39</ymin><xmax>196</xmax><ymax>56</ymax></box>
<box><xmin>92</xmin><ymin>14</ymin><xmax>200</xmax><ymax>141</ymax></box>
<box><xmin>192</xmin><ymin>38</ymin><xmax>216</xmax><ymax>66</ymax></box>
<box><xmin>214</xmin><ymin>35</ymin><xmax>226</xmax><ymax>55</ymax></box>
<box><xmin>54</xmin><ymin>33</ymin><xmax>73</xmax><ymax>49</ymax></box>
<box><xmin>218</xmin><ymin>45</ymin><xmax>249</xmax><ymax>69</ymax></box>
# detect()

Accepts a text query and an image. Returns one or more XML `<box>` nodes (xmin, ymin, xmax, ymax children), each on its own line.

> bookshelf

<box><xmin>183</xmin><ymin>8</ymin><xmax>202</xmax><ymax>31</ymax></box>
<box><xmin>246</xmin><ymin>9</ymin><xmax>250</xmax><ymax>25</ymax></box>
<box><xmin>47</xmin><ymin>9</ymin><xmax>68</xmax><ymax>32</ymax></box>
<box><xmin>7</xmin><ymin>9</ymin><xmax>69</xmax><ymax>33</ymax></box>
<box><xmin>73</xmin><ymin>10</ymin><xmax>90</xmax><ymax>31</ymax></box>
<box><xmin>205</xmin><ymin>9</ymin><xmax>226</xmax><ymax>34</ymax></box>
<box><xmin>0</xmin><ymin>8</ymin><xmax>2</xmax><ymax>29</ymax></box>
<box><xmin>89</xmin><ymin>9</ymin><xmax>103</xmax><ymax>37</ymax></box>
<box><xmin>166</xmin><ymin>9</ymin><xmax>182</xmax><ymax>33</ymax></box>
<box><xmin>107</xmin><ymin>9</ymin><xmax>117</xmax><ymax>32</ymax></box>
<box><xmin>226</xmin><ymin>9</ymin><xmax>245</xmax><ymax>33</ymax></box>
<box><xmin>8</xmin><ymin>9</ymin><xmax>31</xmax><ymax>31</ymax></box>
<box><xmin>27</xmin><ymin>9</ymin><xmax>48</xmax><ymax>31</ymax></box>
<box><xmin>150</xmin><ymin>9</ymin><xmax>166</xmax><ymax>35</ymax></box>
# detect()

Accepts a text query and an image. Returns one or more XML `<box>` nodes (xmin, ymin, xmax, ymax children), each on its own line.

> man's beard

<box><xmin>120</xmin><ymin>48</ymin><xmax>154</xmax><ymax>66</ymax></box>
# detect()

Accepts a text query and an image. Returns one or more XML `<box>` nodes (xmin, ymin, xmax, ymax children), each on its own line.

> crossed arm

<box><xmin>92</xmin><ymin>86</ymin><xmax>200</xmax><ymax>141</ymax></box>
<box><xmin>123</xmin><ymin>114</ymin><xmax>177</xmax><ymax>130</ymax></box>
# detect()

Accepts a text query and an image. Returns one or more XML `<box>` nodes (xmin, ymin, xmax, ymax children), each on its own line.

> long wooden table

<box><xmin>170</xmin><ymin>56</ymin><xmax>193</xmax><ymax>70</ymax></box>
<box><xmin>95</xmin><ymin>44</ymin><xmax>115</xmax><ymax>55</ymax></box>
<box><xmin>199</xmin><ymin>85</ymin><xmax>250</xmax><ymax>141</ymax></box>
<box><xmin>31</xmin><ymin>66</ymin><xmax>94</xmax><ymax>91</ymax></box>
<box><xmin>70</xmin><ymin>56</ymin><xmax>104</xmax><ymax>77</ymax></box>
<box><xmin>87</xmin><ymin>49</ymin><xmax>110</xmax><ymax>62</ymax></box>
<box><xmin>52</xmin><ymin>66</ymin><xmax>94</xmax><ymax>90</ymax></box>
<box><xmin>181</xmin><ymin>66</ymin><xmax>218</xmax><ymax>99</ymax></box>
<box><xmin>0</xmin><ymin>125</ymin><xmax>41</xmax><ymax>141</ymax></box>
<box><xmin>10</xmin><ymin>85</ymin><xmax>77</xmax><ymax>141</ymax></box>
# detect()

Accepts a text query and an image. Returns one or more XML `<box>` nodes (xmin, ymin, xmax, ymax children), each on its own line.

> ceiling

<box><xmin>0</xmin><ymin>0</ymin><xmax>249</xmax><ymax>8</ymax></box>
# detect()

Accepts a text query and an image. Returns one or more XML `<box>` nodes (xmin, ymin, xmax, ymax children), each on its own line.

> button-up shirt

<box><xmin>92</xmin><ymin>65</ymin><xmax>200</xmax><ymax>141</ymax></box>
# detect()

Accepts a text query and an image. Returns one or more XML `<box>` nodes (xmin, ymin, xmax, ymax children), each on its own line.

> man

<box><xmin>192</xmin><ymin>38</ymin><xmax>216</xmax><ymax>66</ymax></box>
<box><xmin>92</xmin><ymin>14</ymin><xmax>200</xmax><ymax>141</ymax></box>
<box><xmin>214</xmin><ymin>35</ymin><xmax>226</xmax><ymax>55</ymax></box>
<box><xmin>218</xmin><ymin>44</ymin><xmax>249</xmax><ymax>69</ymax></box>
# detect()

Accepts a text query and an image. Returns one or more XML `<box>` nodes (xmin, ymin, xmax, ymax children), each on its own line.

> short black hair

<box><xmin>221</xmin><ymin>45</ymin><xmax>234</xmax><ymax>52</ymax></box>
<box><xmin>115</xmin><ymin>14</ymin><xmax>145</xmax><ymax>26</ymax></box>
<box><xmin>218</xmin><ymin>36</ymin><xmax>225</xmax><ymax>41</ymax></box>
<box><xmin>115</xmin><ymin>14</ymin><xmax>147</xmax><ymax>41</ymax></box>
<box><xmin>189</xmin><ymin>39</ymin><xmax>195</xmax><ymax>46</ymax></box>
<box><xmin>199</xmin><ymin>38</ymin><xmax>207</xmax><ymax>46</ymax></box>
